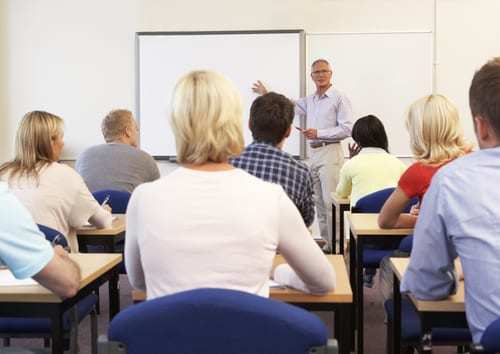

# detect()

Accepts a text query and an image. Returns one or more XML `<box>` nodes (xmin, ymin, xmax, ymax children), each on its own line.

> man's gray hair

<box><xmin>311</xmin><ymin>58</ymin><xmax>332</xmax><ymax>69</ymax></box>
<box><xmin>101</xmin><ymin>109</ymin><xmax>134</xmax><ymax>143</ymax></box>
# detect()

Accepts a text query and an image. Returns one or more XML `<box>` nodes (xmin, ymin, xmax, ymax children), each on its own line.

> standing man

<box><xmin>253</xmin><ymin>59</ymin><xmax>353</xmax><ymax>249</ymax></box>
<box><xmin>400</xmin><ymin>58</ymin><xmax>500</xmax><ymax>343</ymax></box>
<box><xmin>76</xmin><ymin>109</ymin><xmax>160</xmax><ymax>193</ymax></box>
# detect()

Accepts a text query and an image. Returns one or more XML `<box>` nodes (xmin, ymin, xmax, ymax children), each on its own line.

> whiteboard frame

<box><xmin>135</xmin><ymin>30</ymin><xmax>306</xmax><ymax>161</ymax></box>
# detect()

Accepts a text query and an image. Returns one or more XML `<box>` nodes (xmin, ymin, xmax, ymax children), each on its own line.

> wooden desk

<box><xmin>0</xmin><ymin>253</ymin><xmax>122</xmax><ymax>354</ymax></box>
<box><xmin>76</xmin><ymin>214</ymin><xmax>125</xmax><ymax>253</ymax></box>
<box><xmin>347</xmin><ymin>213</ymin><xmax>413</xmax><ymax>354</ymax></box>
<box><xmin>331</xmin><ymin>193</ymin><xmax>350</xmax><ymax>255</ymax></box>
<box><xmin>389</xmin><ymin>258</ymin><xmax>468</xmax><ymax>353</ymax></box>
<box><xmin>132</xmin><ymin>255</ymin><xmax>352</xmax><ymax>354</ymax></box>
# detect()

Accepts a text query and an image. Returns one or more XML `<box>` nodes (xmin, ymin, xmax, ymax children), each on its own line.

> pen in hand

<box><xmin>101</xmin><ymin>194</ymin><xmax>110</xmax><ymax>207</ymax></box>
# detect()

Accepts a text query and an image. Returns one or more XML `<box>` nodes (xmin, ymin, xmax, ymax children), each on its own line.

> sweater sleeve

<box><xmin>274</xmin><ymin>191</ymin><xmax>335</xmax><ymax>294</ymax></box>
<box><xmin>124</xmin><ymin>185</ymin><xmax>146</xmax><ymax>291</ymax></box>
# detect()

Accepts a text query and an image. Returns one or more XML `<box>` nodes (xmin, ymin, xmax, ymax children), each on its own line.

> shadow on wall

<box><xmin>0</xmin><ymin>1</ymin><xmax>9</xmax><ymax>163</ymax></box>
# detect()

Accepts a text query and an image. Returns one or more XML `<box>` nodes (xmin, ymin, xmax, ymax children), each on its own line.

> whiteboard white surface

<box><xmin>307</xmin><ymin>32</ymin><xmax>433</xmax><ymax>156</ymax></box>
<box><xmin>138</xmin><ymin>31</ymin><xmax>304</xmax><ymax>158</ymax></box>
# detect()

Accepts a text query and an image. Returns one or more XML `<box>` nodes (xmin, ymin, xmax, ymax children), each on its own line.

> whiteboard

<box><xmin>137</xmin><ymin>31</ymin><xmax>305</xmax><ymax>158</ymax></box>
<box><xmin>307</xmin><ymin>32</ymin><xmax>433</xmax><ymax>156</ymax></box>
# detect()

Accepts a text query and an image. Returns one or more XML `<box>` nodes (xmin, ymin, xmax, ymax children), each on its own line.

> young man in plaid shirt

<box><xmin>231</xmin><ymin>92</ymin><xmax>315</xmax><ymax>227</ymax></box>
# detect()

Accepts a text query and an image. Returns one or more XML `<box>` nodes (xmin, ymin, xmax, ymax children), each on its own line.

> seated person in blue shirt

<box><xmin>401</xmin><ymin>57</ymin><xmax>500</xmax><ymax>343</ymax></box>
<box><xmin>0</xmin><ymin>182</ymin><xmax>81</xmax><ymax>298</ymax></box>
<box><xmin>231</xmin><ymin>92</ymin><xmax>315</xmax><ymax>227</ymax></box>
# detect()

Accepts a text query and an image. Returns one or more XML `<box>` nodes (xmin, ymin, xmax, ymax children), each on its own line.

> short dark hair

<box><xmin>249</xmin><ymin>92</ymin><xmax>294</xmax><ymax>145</ymax></box>
<box><xmin>469</xmin><ymin>57</ymin><xmax>500</xmax><ymax>138</ymax></box>
<box><xmin>351</xmin><ymin>115</ymin><xmax>389</xmax><ymax>152</ymax></box>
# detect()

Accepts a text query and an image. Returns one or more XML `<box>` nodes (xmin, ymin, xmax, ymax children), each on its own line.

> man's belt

<box><xmin>310</xmin><ymin>141</ymin><xmax>338</xmax><ymax>149</ymax></box>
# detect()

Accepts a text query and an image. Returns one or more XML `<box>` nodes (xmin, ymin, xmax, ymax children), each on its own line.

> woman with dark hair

<box><xmin>335</xmin><ymin>115</ymin><xmax>406</xmax><ymax>208</ymax></box>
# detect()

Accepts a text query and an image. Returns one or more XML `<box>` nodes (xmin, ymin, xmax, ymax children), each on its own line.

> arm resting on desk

<box><xmin>276</xmin><ymin>193</ymin><xmax>336</xmax><ymax>294</ymax></box>
<box><xmin>89</xmin><ymin>206</ymin><xmax>113</xmax><ymax>229</ymax></box>
<box><xmin>378</xmin><ymin>187</ymin><xmax>417</xmax><ymax>228</ymax></box>
<box><xmin>33</xmin><ymin>246</ymin><xmax>81</xmax><ymax>299</ymax></box>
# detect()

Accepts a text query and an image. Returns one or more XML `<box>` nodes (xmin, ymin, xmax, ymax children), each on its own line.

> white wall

<box><xmin>1</xmin><ymin>0</ymin><xmax>499</xmax><ymax>161</ymax></box>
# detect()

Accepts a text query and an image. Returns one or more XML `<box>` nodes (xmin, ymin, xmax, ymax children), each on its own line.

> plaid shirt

<box><xmin>231</xmin><ymin>142</ymin><xmax>315</xmax><ymax>227</ymax></box>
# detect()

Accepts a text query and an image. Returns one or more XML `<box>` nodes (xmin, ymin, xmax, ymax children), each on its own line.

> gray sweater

<box><xmin>75</xmin><ymin>143</ymin><xmax>160</xmax><ymax>193</ymax></box>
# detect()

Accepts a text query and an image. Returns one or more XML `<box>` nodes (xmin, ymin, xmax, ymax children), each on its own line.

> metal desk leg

<box><xmin>332</xmin><ymin>202</ymin><xmax>338</xmax><ymax>254</ymax></box>
<box><xmin>349</xmin><ymin>230</ymin><xmax>356</xmax><ymax>351</ymax></box>
<box><xmin>356</xmin><ymin>236</ymin><xmax>364</xmax><ymax>354</ymax></box>
<box><xmin>109</xmin><ymin>270</ymin><xmax>120</xmax><ymax>320</ymax></box>
<box><xmin>50</xmin><ymin>308</ymin><xmax>64</xmax><ymax>354</ymax></box>
<box><xmin>393</xmin><ymin>274</ymin><xmax>402</xmax><ymax>354</ymax></box>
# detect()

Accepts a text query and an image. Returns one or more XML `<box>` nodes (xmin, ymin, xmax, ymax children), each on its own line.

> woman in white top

<box><xmin>125</xmin><ymin>71</ymin><xmax>335</xmax><ymax>299</ymax></box>
<box><xmin>0</xmin><ymin>111</ymin><xmax>112</xmax><ymax>252</ymax></box>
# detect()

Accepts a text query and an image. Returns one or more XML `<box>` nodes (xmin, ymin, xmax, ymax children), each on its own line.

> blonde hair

<box><xmin>170</xmin><ymin>70</ymin><xmax>244</xmax><ymax>164</ymax></box>
<box><xmin>101</xmin><ymin>109</ymin><xmax>134</xmax><ymax>143</ymax></box>
<box><xmin>406</xmin><ymin>94</ymin><xmax>470</xmax><ymax>164</ymax></box>
<box><xmin>0</xmin><ymin>111</ymin><xmax>64</xmax><ymax>181</ymax></box>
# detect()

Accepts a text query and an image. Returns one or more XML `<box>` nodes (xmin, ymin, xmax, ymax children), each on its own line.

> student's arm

<box><xmin>33</xmin><ymin>246</ymin><xmax>81</xmax><ymax>299</ymax></box>
<box><xmin>378</xmin><ymin>187</ymin><xmax>417</xmax><ymax>228</ymax></box>
<box><xmin>401</xmin><ymin>175</ymin><xmax>457</xmax><ymax>299</ymax></box>
<box><xmin>124</xmin><ymin>186</ymin><xmax>146</xmax><ymax>291</ymax></box>
<box><xmin>299</xmin><ymin>170</ymin><xmax>315</xmax><ymax>227</ymax></box>
<box><xmin>88</xmin><ymin>206</ymin><xmax>113</xmax><ymax>229</ymax></box>
<box><xmin>274</xmin><ymin>192</ymin><xmax>335</xmax><ymax>294</ymax></box>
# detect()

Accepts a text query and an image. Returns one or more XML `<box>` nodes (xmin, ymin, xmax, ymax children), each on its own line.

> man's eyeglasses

<box><xmin>312</xmin><ymin>70</ymin><xmax>332</xmax><ymax>76</ymax></box>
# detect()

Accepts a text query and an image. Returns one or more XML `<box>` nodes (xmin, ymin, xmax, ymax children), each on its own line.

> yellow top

<box><xmin>335</xmin><ymin>148</ymin><xmax>406</xmax><ymax>207</ymax></box>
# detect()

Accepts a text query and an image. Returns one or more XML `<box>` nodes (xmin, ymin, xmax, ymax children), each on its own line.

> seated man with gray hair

<box><xmin>76</xmin><ymin>109</ymin><xmax>160</xmax><ymax>193</ymax></box>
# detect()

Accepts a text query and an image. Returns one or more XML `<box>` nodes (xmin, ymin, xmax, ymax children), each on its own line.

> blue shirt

<box><xmin>0</xmin><ymin>182</ymin><xmax>54</xmax><ymax>279</ymax></box>
<box><xmin>295</xmin><ymin>86</ymin><xmax>353</xmax><ymax>143</ymax></box>
<box><xmin>231</xmin><ymin>142</ymin><xmax>315</xmax><ymax>227</ymax></box>
<box><xmin>401</xmin><ymin>147</ymin><xmax>500</xmax><ymax>342</ymax></box>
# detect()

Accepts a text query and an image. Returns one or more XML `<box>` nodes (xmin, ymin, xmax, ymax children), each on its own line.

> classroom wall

<box><xmin>1</xmin><ymin>0</ymin><xmax>499</xmax><ymax>162</ymax></box>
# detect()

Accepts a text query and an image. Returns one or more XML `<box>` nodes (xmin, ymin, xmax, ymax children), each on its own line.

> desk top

<box><xmin>76</xmin><ymin>214</ymin><xmax>125</xmax><ymax>236</ymax></box>
<box><xmin>347</xmin><ymin>213</ymin><xmax>413</xmax><ymax>237</ymax></box>
<box><xmin>132</xmin><ymin>254</ymin><xmax>352</xmax><ymax>304</ymax></box>
<box><xmin>331</xmin><ymin>193</ymin><xmax>350</xmax><ymax>208</ymax></box>
<box><xmin>0</xmin><ymin>253</ymin><xmax>122</xmax><ymax>303</ymax></box>
<box><xmin>389</xmin><ymin>257</ymin><xmax>465</xmax><ymax>312</ymax></box>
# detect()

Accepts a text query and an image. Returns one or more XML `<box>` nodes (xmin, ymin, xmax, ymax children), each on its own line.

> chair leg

<box><xmin>3</xmin><ymin>337</ymin><xmax>11</xmax><ymax>346</ymax></box>
<box><xmin>44</xmin><ymin>337</ymin><xmax>50</xmax><ymax>347</ymax></box>
<box><xmin>69</xmin><ymin>307</ymin><xmax>79</xmax><ymax>354</ymax></box>
<box><xmin>91</xmin><ymin>308</ymin><xmax>98</xmax><ymax>354</ymax></box>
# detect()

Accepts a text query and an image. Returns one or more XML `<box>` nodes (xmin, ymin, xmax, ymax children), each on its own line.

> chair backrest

<box><xmin>37</xmin><ymin>224</ymin><xmax>69</xmax><ymax>249</ymax></box>
<box><xmin>108</xmin><ymin>288</ymin><xmax>328</xmax><ymax>354</ymax></box>
<box><xmin>93</xmin><ymin>189</ymin><xmax>131</xmax><ymax>214</ymax></box>
<box><xmin>481</xmin><ymin>317</ymin><xmax>500</xmax><ymax>352</ymax></box>
<box><xmin>352</xmin><ymin>187</ymin><xmax>418</xmax><ymax>213</ymax></box>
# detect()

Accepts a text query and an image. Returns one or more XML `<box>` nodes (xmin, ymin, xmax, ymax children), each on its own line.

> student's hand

<box><xmin>252</xmin><ymin>80</ymin><xmax>268</xmax><ymax>95</ymax></box>
<box><xmin>304</xmin><ymin>128</ymin><xmax>318</xmax><ymax>139</ymax></box>
<box><xmin>102</xmin><ymin>204</ymin><xmax>112</xmax><ymax>214</ymax></box>
<box><xmin>53</xmin><ymin>245</ymin><xmax>70</xmax><ymax>258</ymax></box>
<box><xmin>348</xmin><ymin>143</ymin><xmax>362</xmax><ymax>158</ymax></box>
<box><xmin>409</xmin><ymin>202</ymin><xmax>420</xmax><ymax>216</ymax></box>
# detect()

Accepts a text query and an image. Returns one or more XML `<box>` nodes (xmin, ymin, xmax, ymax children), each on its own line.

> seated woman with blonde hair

<box><xmin>125</xmin><ymin>70</ymin><xmax>335</xmax><ymax>299</ymax></box>
<box><xmin>0</xmin><ymin>111</ymin><xmax>113</xmax><ymax>252</ymax></box>
<box><xmin>378</xmin><ymin>94</ymin><xmax>471</xmax><ymax>228</ymax></box>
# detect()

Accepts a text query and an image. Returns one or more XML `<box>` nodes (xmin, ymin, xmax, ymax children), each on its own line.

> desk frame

<box><xmin>348</xmin><ymin>228</ymin><xmax>409</xmax><ymax>354</ymax></box>
<box><xmin>331</xmin><ymin>196</ymin><xmax>350</xmax><ymax>255</ymax></box>
<box><xmin>392</xmin><ymin>272</ymin><xmax>469</xmax><ymax>354</ymax></box>
<box><xmin>0</xmin><ymin>264</ymin><xmax>120</xmax><ymax>354</ymax></box>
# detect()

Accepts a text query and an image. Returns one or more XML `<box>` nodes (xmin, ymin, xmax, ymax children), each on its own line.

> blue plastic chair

<box><xmin>480</xmin><ymin>317</ymin><xmax>500</xmax><ymax>353</ymax></box>
<box><xmin>92</xmin><ymin>189</ymin><xmax>131</xmax><ymax>214</ymax></box>
<box><xmin>0</xmin><ymin>225</ymin><xmax>98</xmax><ymax>354</ymax></box>
<box><xmin>99</xmin><ymin>288</ymin><xmax>338</xmax><ymax>354</ymax></box>
<box><xmin>352</xmin><ymin>188</ymin><xmax>418</xmax><ymax>268</ymax></box>
<box><xmin>385</xmin><ymin>298</ymin><xmax>472</xmax><ymax>351</ymax></box>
